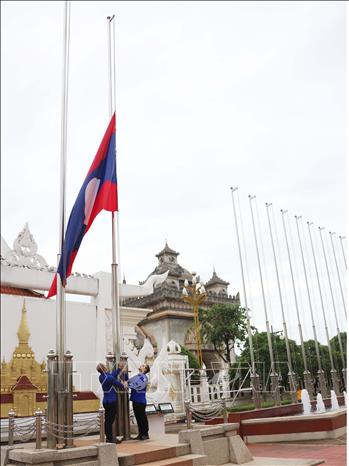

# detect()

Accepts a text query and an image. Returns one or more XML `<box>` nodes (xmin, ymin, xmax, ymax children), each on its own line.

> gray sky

<box><xmin>1</xmin><ymin>1</ymin><xmax>346</xmax><ymax>344</ymax></box>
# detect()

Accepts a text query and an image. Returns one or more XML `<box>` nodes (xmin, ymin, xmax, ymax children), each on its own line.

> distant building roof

<box><xmin>205</xmin><ymin>270</ymin><xmax>229</xmax><ymax>288</ymax></box>
<box><xmin>155</xmin><ymin>242</ymin><xmax>179</xmax><ymax>258</ymax></box>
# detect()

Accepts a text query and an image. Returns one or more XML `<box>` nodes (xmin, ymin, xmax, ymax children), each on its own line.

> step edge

<box><xmin>135</xmin><ymin>453</ymin><xmax>208</xmax><ymax>465</ymax></box>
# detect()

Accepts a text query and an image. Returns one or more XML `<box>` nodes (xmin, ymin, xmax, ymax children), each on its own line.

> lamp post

<box><xmin>182</xmin><ymin>272</ymin><xmax>207</xmax><ymax>368</ymax></box>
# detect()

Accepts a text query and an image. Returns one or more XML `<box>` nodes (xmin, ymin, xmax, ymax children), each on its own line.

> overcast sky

<box><xmin>1</xmin><ymin>1</ymin><xmax>346</xmax><ymax>345</ymax></box>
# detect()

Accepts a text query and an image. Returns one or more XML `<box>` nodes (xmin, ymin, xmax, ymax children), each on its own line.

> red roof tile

<box><xmin>12</xmin><ymin>375</ymin><xmax>38</xmax><ymax>391</ymax></box>
<box><xmin>0</xmin><ymin>286</ymin><xmax>44</xmax><ymax>298</ymax></box>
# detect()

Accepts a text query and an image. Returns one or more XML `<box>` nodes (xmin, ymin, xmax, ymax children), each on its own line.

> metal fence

<box><xmin>4</xmin><ymin>408</ymin><xmax>105</xmax><ymax>447</ymax></box>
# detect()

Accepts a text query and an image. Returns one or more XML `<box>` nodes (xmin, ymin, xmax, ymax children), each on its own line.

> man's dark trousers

<box><xmin>103</xmin><ymin>402</ymin><xmax>117</xmax><ymax>442</ymax></box>
<box><xmin>132</xmin><ymin>401</ymin><xmax>148</xmax><ymax>437</ymax></box>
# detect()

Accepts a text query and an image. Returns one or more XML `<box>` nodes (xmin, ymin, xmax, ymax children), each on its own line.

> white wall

<box><xmin>1</xmin><ymin>294</ymin><xmax>98</xmax><ymax>392</ymax></box>
<box><xmin>1</xmin><ymin>293</ymin><xmax>151</xmax><ymax>397</ymax></box>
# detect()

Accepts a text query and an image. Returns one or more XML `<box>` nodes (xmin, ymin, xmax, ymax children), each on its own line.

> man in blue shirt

<box><xmin>97</xmin><ymin>363</ymin><xmax>125</xmax><ymax>443</ymax></box>
<box><xmin>127</xmin><ymin>364</ymin><xmax>150</xmax><ymax>440</ymax></box>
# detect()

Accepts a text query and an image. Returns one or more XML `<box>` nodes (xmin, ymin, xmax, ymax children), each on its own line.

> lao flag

<box><xmin>47</xmin><ymin>114</ymin><xmax>117</xmax><ymax>298</ymax></box>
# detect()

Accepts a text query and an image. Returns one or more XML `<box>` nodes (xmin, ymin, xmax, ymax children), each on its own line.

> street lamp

<box><xmin>182</xmin><ymin>272</ymin><xmax>207</xmax><ymax>368</ymax></box>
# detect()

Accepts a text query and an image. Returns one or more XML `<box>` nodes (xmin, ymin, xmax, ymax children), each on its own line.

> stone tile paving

<box><xmin>220</xmin><ymin>460</ymin><xmax>323</xmax><ymax>466</ymax></box>
<box><xmin>248</xmin><ymin>442</ymin><xmax>346</xmax><ymax>466</ymax></box>
<box><xmin>75</xmin><ymin>435</ymin><xmax>342</xmax><ymax>465</ymax></box>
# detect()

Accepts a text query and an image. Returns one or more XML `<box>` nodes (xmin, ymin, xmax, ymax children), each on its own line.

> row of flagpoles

<box><xmin>231</xmin><ymin>187</ymin><xmax>346</xmax><ymax>406</ymax></box>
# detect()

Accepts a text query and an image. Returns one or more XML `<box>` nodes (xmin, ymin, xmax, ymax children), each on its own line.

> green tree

<box><xmin>199</xmin><ymin>304</ymin><xmax>248</xmax><ymax>364</ymax></box>
<box><xmin>238</xmin><ymin>330</ymin><xmax>347</xmax><ymax>392</ymax></box>
<box><xmin>180</xmin><ymin>345</ymin><xmax>200</xmax><ymax>369</ymax></box>
<box><xmin>238</xmin><ymin>330</ymin><xmax>301</xmax><ymax>388</ymax></box>
<box><xmin>330</xmin><ymin>332</ymin><xmax>347</xmax><ymax>387</ymax></box>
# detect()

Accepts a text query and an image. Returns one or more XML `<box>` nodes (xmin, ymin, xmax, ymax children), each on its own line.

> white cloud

<box><xmin>1</xmin><ymin>1</ymin><xmax>346</xmax><ymax>344</ymax></box>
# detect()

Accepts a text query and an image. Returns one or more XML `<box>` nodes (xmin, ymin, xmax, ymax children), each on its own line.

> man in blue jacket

<box><xmin>127</xmin><ymin>364</ymin><xmax>150</xmax><ymax>440</ymax></box>
<box><xmin>97</xmin><ymin>363</ymin><xmax>125</xmax><ymax>443</ymax></box>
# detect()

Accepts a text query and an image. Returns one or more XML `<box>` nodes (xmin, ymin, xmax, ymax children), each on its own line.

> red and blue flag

<box><xmin>47</xmin><ymin>114</ymin><xmax>117</xmax><ymax>298</ymax></box>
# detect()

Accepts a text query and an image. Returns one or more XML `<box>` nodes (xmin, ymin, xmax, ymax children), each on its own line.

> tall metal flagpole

<box><xmin>280</xmin><ymin>210</ymin><xmax>313</xmax><ymax>397</ymax></box>
<box><xmin>307</xmin><ymin>222</ymin><xmax>340</xmax><ymax>395</ymax></box>
<box><xmin>107</xmin><ymin>15</ymin><xmax>130</xmax><ymax>441</ymax></box>
<box><xmin>249</xmin><ymin>195</ymin><xmax>280</xmax><ymax>405</ymax></box>
<box><xmin>339</xmin><ymin>236</ymin><xmax>347</xmax><ymax>270</ymax></box>
<box><xmin>329</xmin><ymin>232</ymin><xmax>347</xmax><ymax>319</ymax></box>
<box><xmin>49</xmin><ymin>0</ymin><xmax>73</xmax><ymax>449</ymax></box>
<box><xmin>319</xmin><ymin>228</ymin><xmax>346</xmax><ymax>388</ymax></box>
<box><xmin>230</xmin><ymin>188</ymin><xmax>261</xmax><ymax>409</ymax></box>
<box><xmin>266</xmin><ymin>203</ymin><xmax>297</xmax><ymax>402</ymax></box>
<box><xmin>107</xmin><ymin>15</ymin><xmax>121</xmax><ymax>362</ymax></box>
<box><xmin>295</xmin><ymin>216</ymin><xmax>327</xmax><ymax>398</ymax></box>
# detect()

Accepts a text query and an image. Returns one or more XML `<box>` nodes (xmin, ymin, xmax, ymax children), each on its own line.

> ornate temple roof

<box><xmin>1</xmin><ymin>224</ymin><xmax>94</xmax><ymax>281</ymax></box>
<box><xmin>1</xmin><ymin>300</ymin><xmax>47</xmax><ymax>395</ymax></box>
<box><xmin>142</xmin><ymin>242</ymin><xmax>192</xmax><ymax>284</ymax></box>
<box><xmin>124</xmin><ymin>244</ymin><xmax>239</xmax><ymax>316</ymax></box>
<box><xmin>17</xmin><ymin>300</ymin><xmax>30</xmax><ymax>344</ymax></box>
<box><xmin>155</xmin><ymin>241</ymin><xmax>179</xmax><ymax>258</ymax></box>
<box><xmin>12</xmin><ymin>375</ymin><xmax>38</xmax><ymax>391</ymax></box>
<box><xmin>205</xmin><ymin>269</ymin><xmax>229</xmax><ymax>288</ymax></box>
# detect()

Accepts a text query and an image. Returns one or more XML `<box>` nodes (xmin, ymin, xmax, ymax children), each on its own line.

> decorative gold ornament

<box><xmin>182</xmin><ymin>273</ymin><xmax>207</xmax><ymax>368</ymax></box>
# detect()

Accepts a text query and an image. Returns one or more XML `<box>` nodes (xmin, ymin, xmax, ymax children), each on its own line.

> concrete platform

<box><xmin>2</xmin><ymin>433</ymin><xmax>328</xmax><ymax>466</ymax></box>
<box><xmin>249</xmin><ymin>440</ymin><xmax>346</xmax><ymax>466</ymax></box>
<box><xmin>241</xmin><ymin>408</ymin><xmax>347</xmax><ymax>444</ymax></box>
<box><xmin>76</xmin><ymin>431</ymin><xmax>325</xmax><ymax>466</ymax></box>
<box><xmin>219</xmin><ymin>460</ymin><xmax>323</xmax><ymax>466</ymax></box>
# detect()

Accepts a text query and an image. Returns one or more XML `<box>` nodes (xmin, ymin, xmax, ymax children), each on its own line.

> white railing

<box><xmin>190</xmin><ymin>385</ymin><xmax>202</xmax><ymax>403</ymax></box>
<box><xmin>208</xmin><ymin>383</ymin><xmax>225</xmax><ymax>400</ymax></box>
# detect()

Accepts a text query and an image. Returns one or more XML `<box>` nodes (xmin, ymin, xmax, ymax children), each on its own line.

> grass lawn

<box><xmin>227</xmin><ymin>399</ymin><xmax>293</xmax><ymax>412</ymax></box>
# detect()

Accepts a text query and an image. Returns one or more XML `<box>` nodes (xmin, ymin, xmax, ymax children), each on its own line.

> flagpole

<box><xmin>318</xmin><ymin>227</ymin><xmax>346</xmax><ymax>383</ymax></box>
<box><xmin>249</xmin><ymin>195</ymin><xmax>280</xmax><ymax>406</ymax></box>
<box><xmin>295</xmin><ymin>216</ymin><xmax>328</xmax><ymax>398</ymax></box>
<box><xmin>266</xmin><ymin>203</ymin><xmax>297</xmax><ymax>402</ymax></box>
<box><xmin>280</xmin><ymin>210</ymin><xmax>313</xmax><ymax>397</ymax></box>
<box><xmin>57</xmin><ymin>0</ymin><xmax>70</xmax><ymax>372</ymax></box>
<box><xmin>230</xmin><ymin>188</ymin><xmax>261</xmax><ymax>409</ymax></box>
<box><xmin>329</xmin><ymin>232</ymin><xmax>347</xmax><ymax>319</ymax></box>
<box><xmin>107</xmin><ymin>15</ymin><xmax>121</xmax><ymax>361</ymax></box>
<box><xmin>107</xmin><ymin>14</ymin><xmax>130</xmax><ymax>441</ymax></box>
<box><xmin>339</xmin><ymin>236</ymin><xmax>347</xmax><ymax>270</ymax></box>
<box><xmin>53</xmin><ymin>0</ymin><xmax>72</xmax><ymax>449</ymax></box>
<box><xmin>307</xmin><ymin>222</ymin><xmax>340</xmax><ymax>395</ymax></box>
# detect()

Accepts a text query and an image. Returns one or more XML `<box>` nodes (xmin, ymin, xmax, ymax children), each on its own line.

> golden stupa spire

<box><xmin>17</xmin><ymin>299</ymin><xmax>31</xmax><ymax>344</ymax></box>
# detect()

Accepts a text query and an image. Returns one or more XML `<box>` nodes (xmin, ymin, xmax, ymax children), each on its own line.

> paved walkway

<box><xmin>75</xmin><ymin>435</ymin><xmax>332</xmax><ymax>465</ymax></box>
<box><xmin>13</xmin><ymin>434</ymin><xmax>346</xmax><ymax>465</ymax></box>
<box><xmin>248</xmin><ymin>442</ymin><xmax>346</xmax><ymax>466</ymax></box>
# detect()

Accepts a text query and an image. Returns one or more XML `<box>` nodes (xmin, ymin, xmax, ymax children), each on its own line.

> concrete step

<box><xmin>118</xmin><ymin>443</ymin><xmax>191</xmax><ymax>466</ymax></box>
<box><xmin>136</xmin><ymin>454</ymin><xmax>208</xmax><ymax>466</ymax></box>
